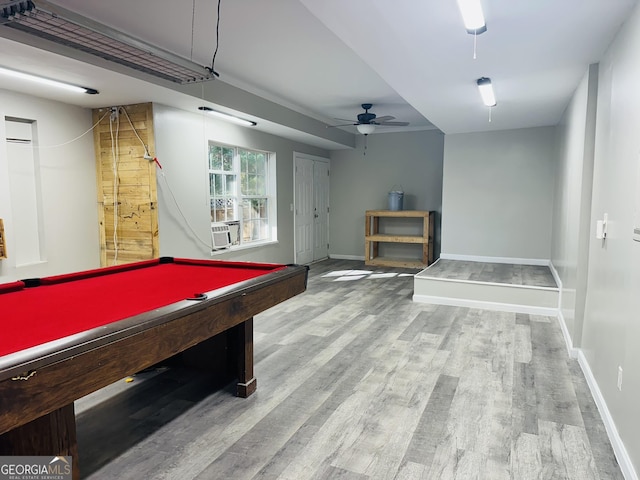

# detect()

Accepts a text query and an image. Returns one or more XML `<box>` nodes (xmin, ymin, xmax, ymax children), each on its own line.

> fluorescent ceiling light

<box><xmin>198</xmin><ymin>107</ymin><xmax>256</xmax><ymax>127</ymax></box>
<box><xmin>457</xmin><ymin>0</ymin><xmax>487</xmax><ymax>34</ymax></box>
<box><xmin>0</xmin><ymin>0</ymin><xmax>213</xmax><ymax>84</ymax></box>
<box><xmin>476</xmin><ymin>77</ymin><xmax>496</xmax><ymax>107</ymax></box>
<box><xmin>0</xmin><ymin>65</ymin><xmax>98</xmax><ymax>94</ymax></box>
<box><xmin>356</xmin><ymin>124</ymin><xmax>376</xmax><ymax>135</ymax></box>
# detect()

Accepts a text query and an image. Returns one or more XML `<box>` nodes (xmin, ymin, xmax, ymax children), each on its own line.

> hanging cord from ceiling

<box><xmin>11</xmin><ymin>111</ymin><xmax>109</xmax><ymax>149</ymax></box>
<box><xmin>122</xmin><ymin>107</ymin><xmax>212</xmax><ymax>250</ymax></box>
<box><xmin>109</xmin><ymin>108</ymin><xmax>121</xmax><ymax>265</ymax></box>
<box><xmin>155</xmin><ymin>165</ymin><xmax>212</xmax><ymax>250</ymax></box>
<box><xmin>119</xmin><ymin>107</ymin><xmax>151</xmax><ymax>159</ymax></box>
<box><xmin>206</xmin><ymin>0</ymin><xmax>222</xmax><ymax>78</ymax></box>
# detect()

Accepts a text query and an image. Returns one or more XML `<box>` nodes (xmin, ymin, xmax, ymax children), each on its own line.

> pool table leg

<box><xmin>235</xmin><ymin>317</ymin><xmax>256</xmax><ymax>398</ymax></box>
<box><xmin>0</xmin><ymin>403</ymin><xmax>80</xmax><ymax>480</ymax></box>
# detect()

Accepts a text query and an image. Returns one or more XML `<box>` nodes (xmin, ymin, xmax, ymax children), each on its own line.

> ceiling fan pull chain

<box><xmin>488</xmin><ymin>106</ymin><xmax>492</xmax><ymax>122</ymax></box>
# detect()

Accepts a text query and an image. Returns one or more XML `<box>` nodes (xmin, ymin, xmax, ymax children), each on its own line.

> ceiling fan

<box><xmin>329</xmin><ymin>103</ymin><xmax>409</xmax><ymax>135</ymax></box>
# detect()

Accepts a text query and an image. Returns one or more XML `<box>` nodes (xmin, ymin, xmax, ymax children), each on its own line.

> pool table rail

<box><xmin>0</xmin><ymin>263</ymin><xmax>308</xmax><ymax>437</ymax></box>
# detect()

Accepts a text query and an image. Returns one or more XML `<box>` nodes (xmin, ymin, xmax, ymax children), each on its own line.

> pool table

<box><xmin>0</xmin><ymin>257</ymin><xmax>308</xmax><ymax>479</ymax></box>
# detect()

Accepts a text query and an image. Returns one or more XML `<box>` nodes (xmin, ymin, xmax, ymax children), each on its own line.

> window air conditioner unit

<box><xmin>211</xmin><ymin>223</ymin><xmax>231</xmax><ymax>250</ymax></box>
<box><xmin>226</xmin><ymin>220</ymin><xmax>240</xmax><ymax>245</ymax></box>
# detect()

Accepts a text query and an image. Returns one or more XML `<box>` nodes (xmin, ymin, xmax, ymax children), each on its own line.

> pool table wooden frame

<box><xmin>0</xmin><ymin>258</ymin><xmax>308</xmax><ymax>479</ymax></box>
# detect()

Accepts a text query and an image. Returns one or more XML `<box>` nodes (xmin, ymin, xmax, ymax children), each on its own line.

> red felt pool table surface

<box><xmin>0</xmin><ymin>257</ymin><xmax>285</xmax><ymax>357</ymax></box>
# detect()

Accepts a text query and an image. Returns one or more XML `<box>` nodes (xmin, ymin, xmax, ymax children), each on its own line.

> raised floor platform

<box><xmin>413</xmin><ymin>259</ymin><xmax>559</xmax><ymax>315</ymax></box>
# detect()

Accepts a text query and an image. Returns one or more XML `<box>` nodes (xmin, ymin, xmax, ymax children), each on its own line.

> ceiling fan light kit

<box><xmin>356</xmin><ymin>124</ymin><xmax>376</xmax><ymax>135</ymax></box>
<box><xmin>329</xmin><ymin>103</ymin><xmax>409</xmax><ymax>136</ymax></box>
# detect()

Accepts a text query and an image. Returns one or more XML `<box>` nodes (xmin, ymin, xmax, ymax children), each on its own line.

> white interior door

<box><xmin>294</xmin><ymin>156</ymin><xmax>314</xmax><ymax>264</ymax></box>
<box><xmin>294</xmin><ymin>153</ymin><xmax>330</xmax><ymax>264</ymax></box>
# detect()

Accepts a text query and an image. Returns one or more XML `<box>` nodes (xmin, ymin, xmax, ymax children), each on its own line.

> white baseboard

<box><xmin>329</xmin><ymin>254</ymin><xmax>365</xmax><ymax>261</ymax></box>
<box><xmin>577</xmin><ymin>350</ymin><xmax>638</xmax><ymax>480</ymax></box>
<box><xmin>555</xmin><ymin>309</ymin><xmax>578</xmax><ymax>359</ymax></box>
<box><xmin>548</xmin><ymin>261</ymin><xmax>564</xmax><ymax>313</ymax></box>
<box><xmin>439</xmin><ymin>253</ymin><xmax>551</xmax><ymax>266</ymax></box>
<box><xmin>548</xmin><ymin>261</ymin><xmax>563</xmax><ymax>290</ymax></box>
<box><xmin>412</xmin><ymin>294</ymin><xmax>558</xmax><ymax>316</ymax></box>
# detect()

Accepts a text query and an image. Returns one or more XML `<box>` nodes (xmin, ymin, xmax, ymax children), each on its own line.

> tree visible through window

<box><xmin>209</xmin><ymin>142</ymin><xmax>273</xmax><ymax>245</ymax></box>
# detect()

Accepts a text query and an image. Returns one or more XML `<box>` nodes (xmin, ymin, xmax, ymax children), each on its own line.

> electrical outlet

<box><xmin>617</xmin><ymin>366</ymin><xmax>623</xmax><ymax>391</ymax></box>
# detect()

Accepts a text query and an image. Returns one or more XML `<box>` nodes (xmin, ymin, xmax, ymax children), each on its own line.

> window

<box><xmin>208</xmin><ymin>142</ymin><xmax>275</xmax><ymax>246</ymax></box>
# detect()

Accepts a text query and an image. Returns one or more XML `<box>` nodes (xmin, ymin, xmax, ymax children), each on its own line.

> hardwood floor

<box><xmin>76</xmin><ymin>259</ymin><xmax>622</xmax><ymax>479</ymax></box>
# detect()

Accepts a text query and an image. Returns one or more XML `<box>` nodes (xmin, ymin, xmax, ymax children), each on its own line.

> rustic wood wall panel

<box><xmin>0</xmin><ymin>219</ymin><xmax>6</xmax><ymax>259</ymax></box>
<box><xmin>93</xmin><ymin>103</ymin><xmax>158</xmax><ymax>266</ymax></box>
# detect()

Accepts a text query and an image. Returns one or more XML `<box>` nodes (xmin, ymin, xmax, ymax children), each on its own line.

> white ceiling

<box><xmin>0</xmin><ymin>0</ymin><xmax>637</xmax><ymax>148</ymax></box>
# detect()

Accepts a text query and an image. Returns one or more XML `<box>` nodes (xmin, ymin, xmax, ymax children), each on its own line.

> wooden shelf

<box><xmin>365</xmin><ymin>234</ymin><xmax>425</xmax><ymax>244</ymax></box>
<box><xmin>365</xmin><ymin>210</ymin><xmax>431</xmax><ymax>218</ymax></box>
<box><xmin>364</xmin><ymin>210</ymin><xmax>434</xmax><ymax>269</ymax></box>
<box><xmin>366</xmin><ymin>257</ymin><xmax>428</xmax><ymax>269</ymax></box>
<box><xmin>0</xmin><ymin>218</ymin><xmax>6</xmax><ymax>259</ymax></box>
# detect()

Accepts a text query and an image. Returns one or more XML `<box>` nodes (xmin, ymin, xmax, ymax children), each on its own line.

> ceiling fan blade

<box><xmin>327</xmin><ymin>123</ymin><xmax>358</xmax><ymax>128</ymax></box>
<box><xmin>334</xmin><ymin>117</ymin><xmax>357</xmax><ymax>123</ymax></box>
<box><xmin>373</xmin><ymin>115</ymin><xmax>395</xmax><ymax>123</ymax></box>
<box><xmin>378</xmin><ymin>121</ymin><xmax>410</xmax><ymax>126</ymax></box>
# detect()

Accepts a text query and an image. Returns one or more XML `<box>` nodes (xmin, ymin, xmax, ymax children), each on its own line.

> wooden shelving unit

<box><xmin>365</xmin><ymin>210</ymin><xmax>434</xmax><ymax>268</ymax></box>
<box><xmin>0</xmin><ymin>218</ymin><xmax>6</xmax><ymax>259</ymax></box>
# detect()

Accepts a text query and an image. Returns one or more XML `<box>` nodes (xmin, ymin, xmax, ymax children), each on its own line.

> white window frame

<box><xmin>208</xmin><ymin>141</ymin><xmax>277</xmax><ymax>249</ymax></box>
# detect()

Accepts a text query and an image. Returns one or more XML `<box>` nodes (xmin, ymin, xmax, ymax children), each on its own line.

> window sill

<box><xmin>210</xmin><ymin>239</ymin><xmax>278</xmax><ymax>256</ymax></box>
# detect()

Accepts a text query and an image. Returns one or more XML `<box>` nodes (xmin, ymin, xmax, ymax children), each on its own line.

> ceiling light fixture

<box><xmin>0</xmin><ymin>65</ymin><xmax>98</xmax><ymax>94</ymax></box>
<box><xmin>457</xmin><ymin>0</ymin><xmax>487</xmax><ymax>34</ymax></box>
<box><xmin>356</xmin><ymin>124</ymin><xmax>376</xmax><ymax>135</ymax></box>
<box><xmin>198</xmin><ymin>107</ymin><xmax>256</xmax><ymax>127</ymax></box>
<box><xmin>476</xmin><ymin>77</ymin><xmax>496</xmax><ymax>107</ymax></box>
<box><xmin>0</xmin><ymin>0</ymin><xmax>213</xmax><ymax>84</ymax></box>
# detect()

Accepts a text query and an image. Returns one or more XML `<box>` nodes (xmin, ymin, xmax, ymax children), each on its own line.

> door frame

<box><xmin>293</xmin><ymin>152</ymin><xmax>330</xmax><ymax>264</ymax></box>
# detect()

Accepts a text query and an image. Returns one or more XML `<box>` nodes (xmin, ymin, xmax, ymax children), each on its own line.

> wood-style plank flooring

<box><xmin>419</xmin><ymin>259</ymin><xmax>558</xmax><ymax>288</ymax></box>
<box><xmin>76</xmin><ymin>259</ymin><xmax>621</xmax><ymax>479</ymax></box>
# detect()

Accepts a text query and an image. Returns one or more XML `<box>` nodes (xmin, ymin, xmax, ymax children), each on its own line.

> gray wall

<box><xmin>551</xmin><ymin>64</ymin><xmax>598</xmax><ymax>348</ymax></box>
<box><xmin>441</xmin><ymin>127</ymin><xmax>556</xmax><ymax>262</ymax></box>
<box><xmin>0</xmin><ymin>89</ymin><xmax>99</xmax><ymax>282</ymax></box>
<box><xmin>153</xmin><ymin>103</ymin><xmax>329</xmax><ymax>264</ymax></box>
<box><xmin>329</xmin><ymin>130</ymin><xmax>444</xmax><ymax>259</ymax></box>
<box><xmin>574</xmin><ymin>0</ymin><xmax>640</xmax><ymax>470</ymax></box>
